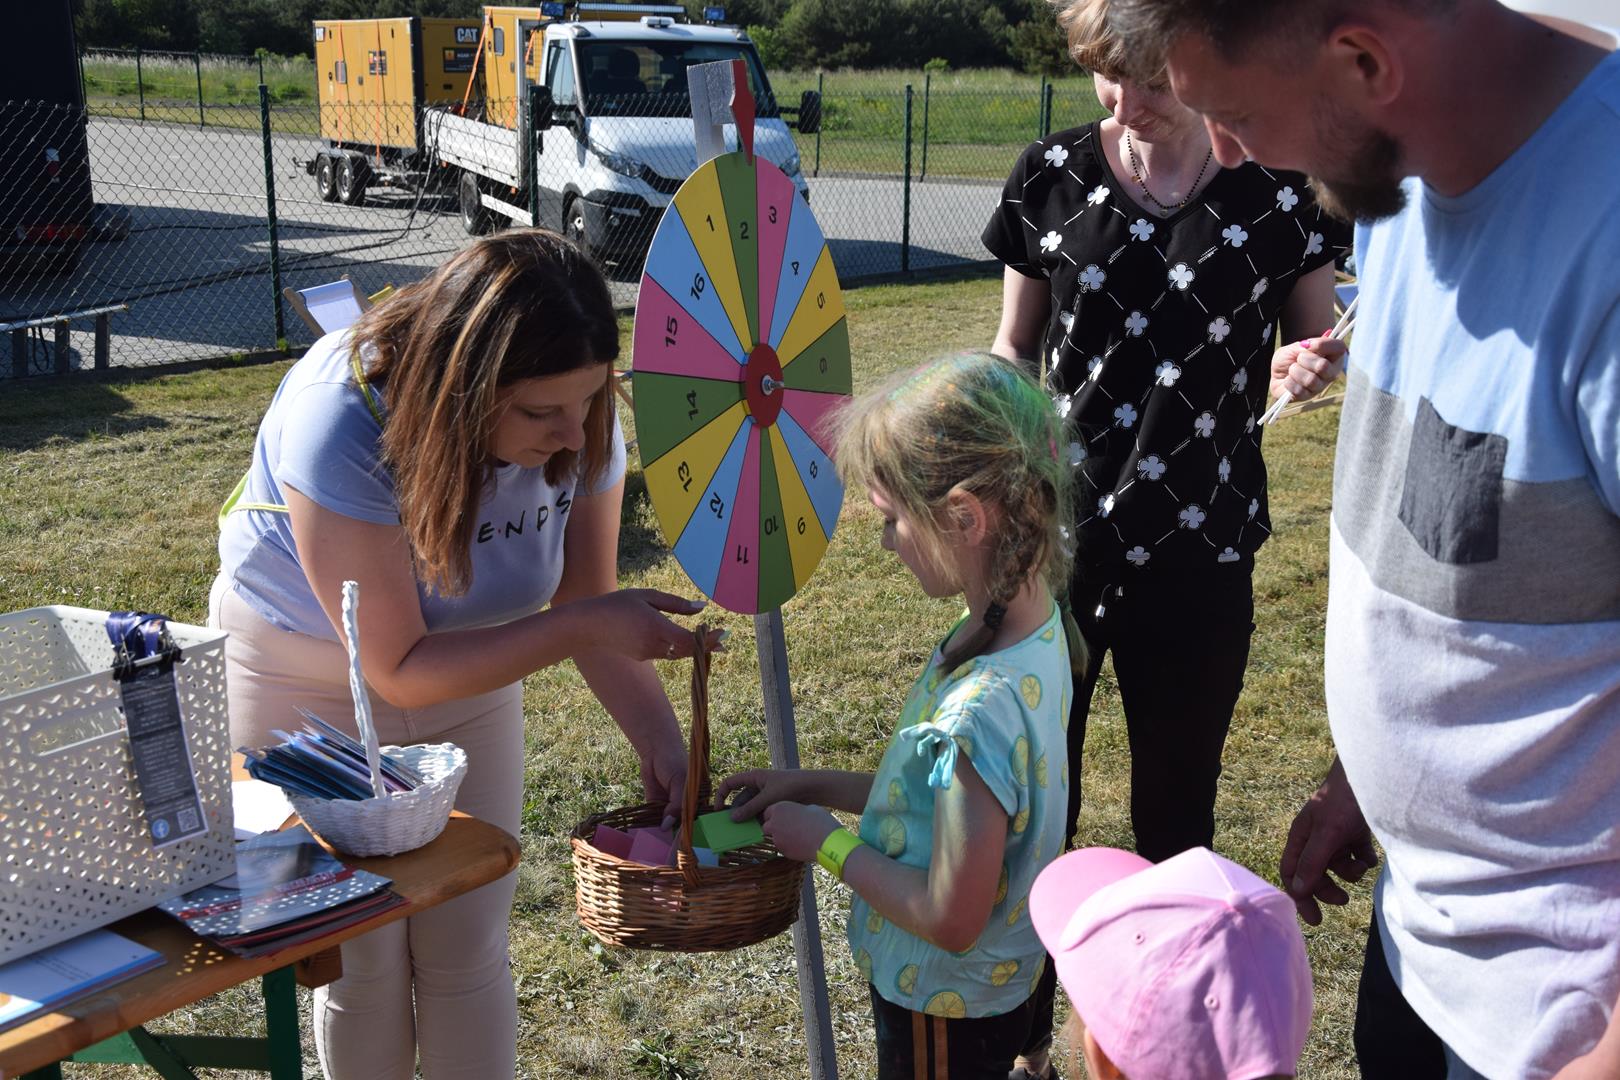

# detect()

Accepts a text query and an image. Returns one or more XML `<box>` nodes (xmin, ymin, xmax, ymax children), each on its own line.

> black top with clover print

<box><xmin>983</xmin><ymin>121</ymin><xmax>1349</xmax><ymax>577</ymax></box>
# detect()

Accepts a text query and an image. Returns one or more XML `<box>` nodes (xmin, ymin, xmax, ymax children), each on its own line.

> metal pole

<box><xmin>919</xmin><ymin>71</ymin><xmax>930</xmax><ymax>183</ymax></box>
<box><xmin>135</xmin><ymin>47</ymin><xmax>145</xmax><ymax>122</ymax></box>
<box><xmin>258</xmin><ymin>54</ymin><xmax>266</xmax><ymax>87</ymax></box>
<box><xmin>259</xmin><ymin>84</ymin><xmax>285</xmax><ymax>348</ymax></box>
<box><xmin>527</xmin><ymin>84</ymin><xmax>542</xmax><ymax>227</ymax></box>
<box><xmin>195</xmin><ymin>53</ymin><xmax>205</xmax><ymax>128</ymax></box>
<box><xmin>54</xmin><ymin>321</ymin><xmax>69</xmax><ymax>375</ymax></box>
<box><xmin>755</xmin><ymin>610</ymin><xmax>838</xmax><ymax>1080</ymax></box>
<box><xmin>1037</xmin><ymin>75</ymin><xmax>1046</xmax><ymax>140</ymax></box>
<box><xmin>94</xmin><ymin>313</ymin><xmax>109</xmax><ymax>370</ymax></box>
<box><xmin>901</xmin><ymin>84</ymin><xmax>912</xmax><ymax>275</ymax></box>
<box><xmin>813</xmin><ymin>71</ymin><xmax>823</xmax><ymax>178</ymax></box>
<box><xmin>1042</xmin><ymin>81</ymin><xmax>1054</xmax><ymax>139</ymax></box>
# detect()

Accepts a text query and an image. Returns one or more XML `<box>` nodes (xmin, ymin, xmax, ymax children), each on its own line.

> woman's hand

<box><xmin>714</xmin><ymin>769</ymin><xmax>800</xmax><ymax>821</ymax></box>
<box><xmin>1268</xmin><ymin>334</ymin><xmax>1348</xmax><ymax>403</ymax></box>
<box><xmin>760</xmin><ymin>801</ymin><xmax>841</xmax><ymax>863</ymax></box>
<box><xmin>642</xmin><ymin>744</ymin><xmax>688</xmax><ymax>805</ymax></box>
<box><xmin>577</xmin><ymin>588</ymin><xmax>725</xmax><ymax>661</ymax></box>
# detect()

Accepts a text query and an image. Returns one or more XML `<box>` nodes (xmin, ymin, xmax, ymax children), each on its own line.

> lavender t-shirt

<box><xmin>218</xmin><ymin>330</ymin><xmax>625</xmax><ymax>640</ymax></box>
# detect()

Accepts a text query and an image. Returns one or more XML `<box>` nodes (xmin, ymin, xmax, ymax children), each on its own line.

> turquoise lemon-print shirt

<box><xmin>847</xmin><ymin>602</ymin><xmax>1070</xmax><ymax>1019</ymax></box>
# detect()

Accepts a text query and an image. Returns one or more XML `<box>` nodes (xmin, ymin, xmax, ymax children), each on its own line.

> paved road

<box><xmin>1</xmin><ymin>116</ymin><xmax>999</xmax><ymax>377</ymax></box>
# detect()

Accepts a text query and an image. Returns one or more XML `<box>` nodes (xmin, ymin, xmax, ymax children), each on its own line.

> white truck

<box><xmin>424</xmin><ymin>10</ymin><xmax>819</xmax><ymax>270</ymax></box>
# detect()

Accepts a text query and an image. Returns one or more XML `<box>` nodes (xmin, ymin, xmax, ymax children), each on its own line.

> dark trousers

<box><xmin>1021</xmin><ymin>563</ymin><xmax>1256</xmax><ymax>1059</ymax></box>
<box><xmin>1355</xmin><ymin>915</ymin><xmax>1490</xmax><ymax>1079</ymax></box>
<box><xmin>872</xmin><ymin>984</ymin><xmax>1041</xmax><ymax>1080</ymax></box>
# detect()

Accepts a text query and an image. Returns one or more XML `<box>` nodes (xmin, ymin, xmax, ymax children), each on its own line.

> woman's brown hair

<box><xmin>348</xmin><ymin>228</ymin><xmax>619</xmax><ymax>598</ymax></box>
<box><xmin>1052</xmin><ymin>0</ymin><xmax>1167</xmax><ymax>84</ymax></box>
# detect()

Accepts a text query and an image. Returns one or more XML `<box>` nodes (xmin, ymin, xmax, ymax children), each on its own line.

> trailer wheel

<box><xmin>336</xmin><ymin>155</ymin><xmax>368</xmax><ymax>207</ymax></box>
<box><xmin>564</xmin><ymin>195</ymin><xmax>592</xmax><ymax>258</ymax></box>
<box><xmin>459</xmin><ymin>170</ymin><xmax>493</xmax><ymax>235</ymax></box>
<box><xmin>315</xmin><ymin>154</ymin><xmax>338</xmax><ymax>202</ymax></box>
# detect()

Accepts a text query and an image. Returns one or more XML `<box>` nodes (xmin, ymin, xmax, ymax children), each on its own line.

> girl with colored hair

<box><xmin>214</xmin><ymin>229</ymin><xmax>716</xmax><ymax>1079</ymax></box>
<box><xmin>718</xmin><ymin>352</ymin><xmax>1081</xmax><ymax>1078</ymax></box>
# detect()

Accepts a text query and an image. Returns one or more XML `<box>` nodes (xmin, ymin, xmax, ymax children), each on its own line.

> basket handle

<box><xmin>676</xmin><ymin>624</ymin><xmax>713</xmax><ymax>888</ymax></box>
<box><xmin>340</xmin><ymin>580</ymin><xmax>387</xmax><ymax>800</ymax></box>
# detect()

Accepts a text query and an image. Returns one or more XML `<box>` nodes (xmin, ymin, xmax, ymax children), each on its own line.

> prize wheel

<box><xmin>632</xmin><ymin>150</ymin><xmax>851</xmax><ymax>614</ymax></box>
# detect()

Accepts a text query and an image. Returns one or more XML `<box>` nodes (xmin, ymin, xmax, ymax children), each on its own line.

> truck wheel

<box><xmin>315</xmin><ymin>154</ymin><xmax>338</xmax><ymax>202</ymax></box>
<box><xmin>460</xmin><ymin>171</ymin><xmax>493</xmax><ymax>235</ymax></box>
<box><xmin>564</xmin><ymin>196</ymin><xmax>592</xmax><ymax>257</ymax></box>
<box><xmin>336</xmin><ymin>155</ymin><xmax>368</xmax><ymax>207</ymax></box>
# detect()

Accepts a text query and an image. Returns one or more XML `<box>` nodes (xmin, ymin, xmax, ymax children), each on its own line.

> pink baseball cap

<box><xmin>1029</xmin><ymin>846</ymin><xmax>1312</xmax><ymax>1080</ymax></box>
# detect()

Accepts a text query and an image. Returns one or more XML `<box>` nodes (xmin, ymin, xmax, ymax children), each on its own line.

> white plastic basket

<box><xmin>0</xmin><ymin>605</ymin><xmax>235</xmax><ymax>966</ymax></box>
<box><xmin>282</xmin><ymin>582</ymin><xmax>466</xmax><ymax>858</ymax></box>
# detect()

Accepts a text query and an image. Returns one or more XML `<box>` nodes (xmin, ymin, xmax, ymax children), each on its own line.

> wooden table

<box><xmin>1</xmin><ymin>814</ymin><xmax>519</xmax><ymax>1080</ymax></box>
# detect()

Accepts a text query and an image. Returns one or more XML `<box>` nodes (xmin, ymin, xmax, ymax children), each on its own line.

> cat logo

<box><xmin>455</xmin><ymin>26</ymin><xmax>480</xmax><ymax>44</ymax></box>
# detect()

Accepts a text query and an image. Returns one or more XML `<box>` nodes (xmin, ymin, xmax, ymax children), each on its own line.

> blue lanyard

<box><xmin>105</xmin><ymin>611</ymin><xmax>168</xmax><ymax>662</ymax></box>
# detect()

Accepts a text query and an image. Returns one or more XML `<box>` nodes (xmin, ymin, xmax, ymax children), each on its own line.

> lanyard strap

<box><xmin>105</xmin><ymin>611</ymin><xmax>166</xmax><ymax>660</ymax></box>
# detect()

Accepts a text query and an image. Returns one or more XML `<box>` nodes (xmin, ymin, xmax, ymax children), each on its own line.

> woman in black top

<box><xmin>983</xmin><ymin>1</ymin><xmax>1350</xmax><ymax>1075</ymax></box>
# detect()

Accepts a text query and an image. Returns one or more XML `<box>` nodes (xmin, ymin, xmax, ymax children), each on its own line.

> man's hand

<box><xmin>1279</xmin><ymin>756</ymin><xmax>1379</xmax><ymax>925</ymax></box>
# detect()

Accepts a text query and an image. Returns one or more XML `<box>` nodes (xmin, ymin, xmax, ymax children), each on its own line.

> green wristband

<box><xmin>816</xmin><ymin>827</ymin><xmax>865</xmax><ymax>881</ymax></box>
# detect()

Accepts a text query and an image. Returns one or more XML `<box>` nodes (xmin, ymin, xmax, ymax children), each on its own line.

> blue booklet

<box><xmin>0</xmin><ymin>930</ymin><xmax>164</xmax><ymax>1033</ymax></box>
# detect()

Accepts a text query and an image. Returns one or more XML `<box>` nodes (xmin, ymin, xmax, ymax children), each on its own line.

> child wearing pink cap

<box><xmin>1029</xmin><ymin>846</ymin><xmax>1313</xmax><ymax>1079</ymax></box>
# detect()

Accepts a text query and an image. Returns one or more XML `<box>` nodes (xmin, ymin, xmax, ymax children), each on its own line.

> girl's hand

<box><xmin>579</xmin><ymin>589</ymin><xmax>725</xmax><ymax>662</ymax></box>
<box><xmin>761</xmin><ymin>801</ymin><xmax>840</xmax><ymax>863</ymax></box>
<box><xmin>1268</xmin><ymin>334</ymin><xmax>1348</xmax><ymax>402</ymax></box>
<box><xmin>714</xmin><ymin>769</ymin><xmax>798</xmax><ymax>821</ymax></box>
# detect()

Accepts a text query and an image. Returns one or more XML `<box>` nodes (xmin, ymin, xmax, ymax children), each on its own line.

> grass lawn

<box><xmin>0</xmin><ymin>274</ymin><xmax>1365</xmax><ymax>1078</ymax></box>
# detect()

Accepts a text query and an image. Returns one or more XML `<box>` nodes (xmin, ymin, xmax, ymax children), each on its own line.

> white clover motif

<box><xmin>1136</xmin><ymin>455</ymin><xmax>1166</xmax><ymax>480</ymax></box>
<box><xmin>1055</xmin><ymin>393</ymin><xmax>1074</xmax><ymax>419</ymax></box>
<box><xmin>1231</xmin><ymin>369</ymin><xmax>1249</xmax><ymax>393</ymax></box>
<box><xmin>1099</xmin><ymin>492</ymin><xmax>1117</xmax><ymax>517</ymax></box>
<box><xmin>1260</xmin><ymin>322</ymin><xmax>1274</xmax><ymax>346</ymax></box>
<box><xmin>1125</xmin><ymin>545</ymin><xmax>1151</xmax><ymax>566</ymax></box>
<box><xmin>1124</xmin><ymin>311</ymin><xmax>1149</xmax><ymax>337</ymax></box>
<box><xmin>1276</xmin><ymin>186</ymin><xmax>1299</xmax><ymax>212</ymax></box>
<box><xmin>1217</xmin><ymin>457</ymin><xmax>1233</xmax><ymax>483</ymax></box>
<box><xmin>1058</xmin><ymin>309</ymin><xmax>1075</xmax><ymax>331</ymax></box>
<box><xmin>1113</xmin><ymin>402</ymin><xmax>1138</xmax><ymax>428</ymax></box>
<box><xmin>1222</xmin><ymin>224</ymin><xmax>1249</xmax><ymax>247</ymax></box>
<box><xmin>1250</xmin><ymin>277</ymin><xmax>1270</xmax><ymax>303</ymax></box>
<box><xmin>1088</xmin><ymin>355</ymin><xmax>1104</xmax><ymax>376</ymax></box>
<box><xmin>1179</xmin><ymin>503</ymin><xmax>1207</xmax><ymax>529</ymax></box>
<box><xmin>1304</xmin><ymin>231</ymin><xmax>1324</xmax><ymax>257</ymax></box>
<box><xmin>1129</xmin><ymin>218</ymin><xmax>1156</xmax><ymax>242</ymax></box>
<box><xmin>1248</xmin><ymin>497</ymin><xmax>1260</xmax><ymax>520</ymax></box>
<box><xmin>1154</xmin><ymin>361</ymin><xmax>1182</xmax><ymax>387</ymax></box>
<box><xmin>1078</xmin><ymin>264</ymin><xmax>1106</xmax><ymax>292</ymax></box>
<box><xmin>1087</xmin><ymin>184</ymin><xmax>1110</xmax><ymax>206</ymax></box>
<box><xmin>1193</xmin><ymin>411</ymin><xmax>1216</xmax><ymax>437</ymax></box>
<box><xmin>1040</xmin><ymin>230</ymin><xmax>1063</xmax><ymax>253</ymax></box>
<box><xmin>1044</xmin><ymin>144</ymin><xmax>1070</xmax><ymax>168</ymax></box>
<box><xmin>1218</xmin><ymin>546</ymin><xmax>1241</xmax><ymax>563</ymax></box>
<box><xmin>1168</xmin><ymin>263</ymin><xmax>1195</xmax><ymax>290</ymax></box>
<box><xmin>1207</xmin><ymin>316</ymin><xmax>1231</xmax><ymax>343</ymax></box>
<box><xmin>1067</xmin><ymin>441</ymin><xmax>1087</xmax><ymax>466</ymax></box>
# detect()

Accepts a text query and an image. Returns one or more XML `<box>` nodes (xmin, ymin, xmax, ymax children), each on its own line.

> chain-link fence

<box><xmin>1</xmin><ymin>52</ymin><xmax>1106</xmax><ymax>379</ymax></box>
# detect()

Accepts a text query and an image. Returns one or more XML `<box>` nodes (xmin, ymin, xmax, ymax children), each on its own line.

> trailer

<box><xmin>427</xmin><ymin>7</ymin><xmax>820</xmax><ymax>271</ymax></box>
<box><xmin>309</xmin><ymin>15</ymin><xmax>482</xmax><ymax>203</ymax></box>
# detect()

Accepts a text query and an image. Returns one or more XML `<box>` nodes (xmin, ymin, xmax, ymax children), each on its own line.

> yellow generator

<box><xmin>309</xmin><ymin>15</ymin><xmax>482</xmax><ymax>204</ymax></box>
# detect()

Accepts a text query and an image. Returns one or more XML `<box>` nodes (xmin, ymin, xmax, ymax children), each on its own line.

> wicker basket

<box><xmin>285</xmin><ymin>582</ymin><xmax>465</xmax><ymax>858</ymax></box>
<box><xmin>570</xmin><ymin>628</ymin><xmax>805</xmax><ymax>951</ymax></box>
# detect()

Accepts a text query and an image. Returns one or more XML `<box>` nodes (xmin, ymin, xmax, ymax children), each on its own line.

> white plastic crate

<box><xmin>0</xmin><ymin>605</ymin><xmax>235</xmax><ymax>965</ymax></box>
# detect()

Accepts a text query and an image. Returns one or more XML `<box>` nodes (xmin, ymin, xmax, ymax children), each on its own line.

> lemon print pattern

<box><xmin>995</xmin><ymin>865</ymin><xmax>1009</xmax><ymax>906</ymax></box>
<box><xmin>954</xmin><ymin>733</ymin><xmax>974</xmax><ymax>760</ymax></box>
<box><xmin>896</xmin><ymin>964</ymin><xmax>918</xmax><ymax>996</ymax></box>
<box><xmin>1062</xmin><ymin>760</ymin><xmax>1069</xmax><ymax>788</ymax></box>
<box><xmin>1010</xmin><ymin>736</ymin><xmax>1029</xmax><ymax>785</ymax></box>
<box><xmin>1041</xmin><ymin>626</ymin><xmax>1056</xmax><ymax>642</ymax></box>
<box><xmin>1012</xmin><ymin>807</ymin><xmax>1030</xmax><ymax>834</ymax></box>
<box><xmin>923</xmin><ymin>991</ymin><xmax>967</xmax><ymax>1019</ymax></box>
<box><xmin>878</xmin><ymin>814</ymin><xmax>907</xmax><ymax>856</ymax></box>
<box><xmin>990</xmin><ymin>960</ymin><xmax>1020</xmax><ymax>987</ymax></box>
<box><xmin>1006</xmin><ymin>896</ymin><xmax>1028</xmax><ymax>926</ymax></box>
<box><xmin>888</xmin><ymin>778</ymin><xmax>909</xmax><ymax>813</ymax></box>
<box><xmin>856</xmin><ymin>947</ymin><xmax>873</xmax><ymax>983</ymax></box>
<box><xmin>1020</xmin><ymin>674</ymin><xmax>1043</xmax><ymax>709</ymax></box>
<box><xmin>867</xmin><ymin>908</ymin><xmax>885</xmax><ymax>935</ymax></box>
<box><xmin>1034</xmin><ymin>753</ymin><xmax>1048</xmax><ymax>789</ymax></box>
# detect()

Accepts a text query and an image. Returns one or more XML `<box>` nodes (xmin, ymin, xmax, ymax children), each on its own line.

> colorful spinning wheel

<box><xmin>632</xmin><ymin>150</ymin><xmax>851</xmax><ymax>615</ymax></box>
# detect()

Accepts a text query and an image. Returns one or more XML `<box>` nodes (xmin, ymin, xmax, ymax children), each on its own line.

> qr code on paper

<box><xmin>178</xmin><ymin>807</ymin><xmax>200</xmax><ymax>833</ymax></box>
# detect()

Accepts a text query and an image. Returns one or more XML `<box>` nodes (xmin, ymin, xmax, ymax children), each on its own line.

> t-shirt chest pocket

<box><xmin>1397</xmin><ymin>397</ymin><xmax>1507</xmax><ymax>564</ymax></box>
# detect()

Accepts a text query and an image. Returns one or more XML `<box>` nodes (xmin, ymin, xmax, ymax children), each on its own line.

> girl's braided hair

<box><xmin>832</xmin><ymin>351</ymin><xmax>1085</xmax><ymax>673</ymax></box>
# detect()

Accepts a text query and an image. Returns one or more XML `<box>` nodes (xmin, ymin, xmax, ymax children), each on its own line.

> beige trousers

<box><xmin>216</xmin><ymin>584</ymin><xmax>521</xmax><ymax>1080</ymax></box>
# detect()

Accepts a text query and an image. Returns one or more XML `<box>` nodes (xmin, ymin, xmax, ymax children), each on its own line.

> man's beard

<box><xmin>1309</xmin><ymin>108</ymin><xmax>1408</xmax><ymax>223</ymax></box>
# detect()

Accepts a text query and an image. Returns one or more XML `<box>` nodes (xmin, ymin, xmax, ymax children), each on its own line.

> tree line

<box><xmin>73</xmin><ymin>0</ymin><xmax>1075</xmax><ymax>74</ymax></box>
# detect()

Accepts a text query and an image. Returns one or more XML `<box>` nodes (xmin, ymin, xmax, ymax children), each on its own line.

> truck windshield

<box><xmin>576</xmin><ymin>41</ymin><xmax>777</xmax><ymax>119</ymax></box>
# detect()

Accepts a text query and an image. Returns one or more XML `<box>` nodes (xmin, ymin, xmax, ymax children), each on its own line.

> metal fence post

<box><xmin>526</xmin><ymin>84</ymin><xmax>542</xmax><ymax>227</ymax></box>
<box><xmin>259</xmin><ymin>84</ymin><xmax>285</xmax><ymax>349</ymax></box>
<box><xmin>1037</xmin><ymin>75</ymin><xmax>1047</xmax><ymax>140</ymax></box>
<box><xmin>195</xmin><ymin>53</ymin><xmax>205</xmax><ymax>128</ymax></box>
<box><xmin>135</xmin><ymin>47</ymin><xmax>145</xmax><ymax>122</ymax></box>
<box><xmin>902</xmin><ymin>84</ymin><xmax>912</xmax><ymax>275</ymax></box>
<box><xmin>1042</xmin><ymin>81</ymin><xmax>1054</xmax><ymax>139</ymax></box>
<box><xmin>258</xmin><ymin>54</ymin><xmax>266</xmax><ymax>87</ymax></box>
<box><xmin>813</xmin><ymin>71</ymin><xmax>823</xmax><ymax>177</ymax></box>
<box><xmin>919</xmin><ymin>71</ymin><xmax>930</xmax><ymax>183</ymax></box>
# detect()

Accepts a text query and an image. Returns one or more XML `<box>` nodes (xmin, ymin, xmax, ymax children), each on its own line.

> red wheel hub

<box><xmin>743</xmin><ymin>342</ymin><xmax>784</xmax><ymax>428</ymax></box>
